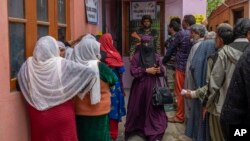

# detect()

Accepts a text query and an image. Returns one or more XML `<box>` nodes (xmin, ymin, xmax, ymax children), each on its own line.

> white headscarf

<box><xmin>82</xmin><ymin>34</ymin><xmax>97</xmax><ymax>40</ymax></box>
<box><xmin>57</xmin><ymin>41</ymin><xmax>73</xmax><ymax>60</ymax></box>
<box><xmin>57</xmin><ymin>41</ymin><xmax>66</xmax><ymax>49</ymax></box>
<box><xmin>18</xmin><ymin>36</ymin><xmax>96</xmax><ymax>111</ymax></box>
<box><xmin>65</xmin><ymin>47</ymin><xmax>73</xmax><ymax>59</ymax></box>
<box><xmin>72</xmin><ymin>35</ymin><xmax>101</xmax><ymax>105</ymax></box>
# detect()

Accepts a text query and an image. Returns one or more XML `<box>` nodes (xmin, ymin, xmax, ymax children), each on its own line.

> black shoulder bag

<box><xmin>152</xmin><ymin>77</ymin><xmax>173</xmax><ymax>106</ymax></box>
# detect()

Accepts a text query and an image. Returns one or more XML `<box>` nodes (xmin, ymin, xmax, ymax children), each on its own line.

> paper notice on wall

<box><xmin>194</xmin><ymin>14</ymin><xmax>206</xmax><ymax>24</ymax></box>
<box><xmin>130</xmin><ymin>1</ymin><xmax>156</xmax><ymax>21</ymax></box>
<box><xmin>85</xmin><ymin>0</ymin><xmax>98</xmax><ymax>24</ymax></box>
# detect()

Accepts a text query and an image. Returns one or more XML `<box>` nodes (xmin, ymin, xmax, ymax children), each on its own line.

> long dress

<box><xmin>28</xmin><ymin>100</ymin><xmax>78</xmax><ymax>141</ymax></box>
<box><xmin>125</xmin><ymin>53</ymin><xmax>167</xmax><ymax>141</ymax></box>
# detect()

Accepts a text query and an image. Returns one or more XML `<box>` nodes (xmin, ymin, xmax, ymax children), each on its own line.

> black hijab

<box><xmin>139</xmin><ymin>35</ymin><xmax>156</xmax><ymax>68</ymax></box>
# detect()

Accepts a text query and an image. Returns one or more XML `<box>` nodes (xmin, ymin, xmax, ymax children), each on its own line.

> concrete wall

<box><xmin>165</xmin><ymin>0</ymin><xmax>183</xmax><ymax>38</ymax></box>
<box><xmin>164</xmin><ymin>0</ymin><xmax>206</xmax><ymax>37</ymax></box>
<box><xmin>0</xmin><ymin>0</ymin><xmax>30</xmax><ymax>141</ymax></box>
<box><xmin>71</xmin><ymin>0</ymin><xmax>103</xmax><ymax>39</ymax></box>
<box><xmin>183</xmin><ymin>0</ymin><xmax>207</xmax><ymax>16</ymax></box>
<box><xmin>0</xmin><ymin>0</ymin><xmax>9</xmax><ymax>97</ymax></box>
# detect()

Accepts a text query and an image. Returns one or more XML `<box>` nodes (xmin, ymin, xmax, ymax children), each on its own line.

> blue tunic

<box><xmin>108</xmin><ymin>66</ymin><xmax>126</xmax><ymax>121</ymax></box>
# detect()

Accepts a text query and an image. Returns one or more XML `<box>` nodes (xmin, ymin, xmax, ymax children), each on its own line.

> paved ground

<box><xmin>116</xmin><ymin>89</ymin><xmax>192</xmax><ymax>141</ymax></box>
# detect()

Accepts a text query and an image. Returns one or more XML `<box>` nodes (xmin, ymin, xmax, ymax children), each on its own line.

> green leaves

<box><xmin>207</xmin><ymin>0</ymin><xmax>223</xmax><ymax>17</ymax></box>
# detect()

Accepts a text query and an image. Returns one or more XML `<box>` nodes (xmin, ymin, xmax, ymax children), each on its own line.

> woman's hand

<box><xmin>146</xmin><ymin>67</ymin><xmax>158</xmax><ymax>75</ymax></box>
<box><xmin>153</xmin><ymin>64</ymin><xmax>161</xmax><ymax>74</ymax></box>
<box><xmin>155</xmin><ymin>67</ymin><xmax>161</xmax><ymax>74</ymax></box>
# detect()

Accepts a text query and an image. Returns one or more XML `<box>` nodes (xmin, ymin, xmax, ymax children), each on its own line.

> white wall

<box><xmin>165</xmin><ymin>0</ymin><xmax>183</xmax><ymax>38</ymax></box>
<box><xmin>183</xmin><ymin>0</ymin><xmax>207</xmax><ymax>16</ymax></box>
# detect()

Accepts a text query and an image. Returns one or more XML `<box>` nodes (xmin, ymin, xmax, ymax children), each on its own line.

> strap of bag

<box><xmin>156</xmin><ymin>76</ymin><xmax>167</xmax><ymax>87</ymax></box>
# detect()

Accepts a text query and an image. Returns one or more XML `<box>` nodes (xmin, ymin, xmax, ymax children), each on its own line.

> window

<box><xmin>8</xmin><ymin>0</ymin><xmax>71</xmax><ymax>91</ymax></box>
<box><xmin>8</xmin><ymin>0</ymin><xmax>26</xmax><ymax>89</ymax></box>
<box><xmin>233</xmin><ymin>8</ymin><xmax>244</xmax><ymax>25</ymax></box>
<box><xmin>37</xmin><ymin>25</ymin><xmax>49</xmax><ymax>39</ymax></box>
<box><xmin>37</xmin><ymin>0</ymin><xmax>48</xmax><ymax>21</ymax></box>
<box><xmin>9</xmin><ymin>23</ymin><xmax>26</xmax><ymax>79</ymax></box>
<box><xmin>58</xmin><ymin>0</ymin><xmax>67</xmax><ymax>42</ymax></box>
<box><xmin>58</xmin><ymin>0</ymin><xmax>66</xmax><ymax>24</ymax></box>
<box><xmin>37</xmin><ymin>0</ymin><xmax>49</xmax><ymax>39</ymax></box>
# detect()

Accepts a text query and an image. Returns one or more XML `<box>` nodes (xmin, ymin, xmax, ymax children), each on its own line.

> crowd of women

<box><xmin>18</xmin><ymin>33</ymin><xmax>126</xmax><ymax>141</ymax></box>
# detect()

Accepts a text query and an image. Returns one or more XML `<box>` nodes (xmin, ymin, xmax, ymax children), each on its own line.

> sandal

<box><xmin>168</xmin><ymin>117</ymin><xmax>184</xmax><ymax>123</ymax></box>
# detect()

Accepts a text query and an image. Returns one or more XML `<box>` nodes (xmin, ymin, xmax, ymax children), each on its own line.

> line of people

<box><xmin>18</xmin><ymin>33</ymin><xmax>126</xmax><ymax>141</ymax></box>
<box><xmin>164</xmin><ymin>15</ymin><xmax>250</xmax><ymax>141</ymax></box>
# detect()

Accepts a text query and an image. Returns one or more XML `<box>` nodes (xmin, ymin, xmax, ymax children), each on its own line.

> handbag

<box><xmin>152</xmin><ymin>77</ymin><xmax>173</xmax><ymax>106</ymax></box>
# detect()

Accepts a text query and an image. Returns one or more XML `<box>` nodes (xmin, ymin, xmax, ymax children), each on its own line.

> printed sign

<box><xmin>130</xmin><ymin>1</ymin><xmax>156</xmax><ymax>21</ymax></box>
<box><xmin>85</xmin><ymin>0</ymin><xmax>98</xmax><ymax>24</ymax></box>
<box><xmin>194</xmin><ymin>14</ymin><xmax>206</xmax><ymax>24</ymax></box>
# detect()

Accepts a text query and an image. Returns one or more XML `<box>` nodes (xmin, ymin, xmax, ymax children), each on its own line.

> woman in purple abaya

<box><xmin>125</xmin><ymin>35</ymin><xmax>167</xmax><ymax>141</ymax></box>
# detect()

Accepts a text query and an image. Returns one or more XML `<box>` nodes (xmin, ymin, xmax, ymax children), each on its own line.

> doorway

<box><xmin>102</xmin><ymin>0</ymin><xmax>122</xmax><ymax>54</ymax></box>
<box><xmin>233</xmin><ymin>8</ymin><xmax>244</xmax><ymax>25</ymax></box>
<box><xmin>123</xmin><ymin>1</ymin><xmax>165</xmax><ymax>56</ymax></box>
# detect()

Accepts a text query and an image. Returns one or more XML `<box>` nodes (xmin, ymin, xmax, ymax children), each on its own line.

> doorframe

<box><xmin>122</xmin><ymin>0</ymin><xmax>165</xmax><ymax>56</ymax></box>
